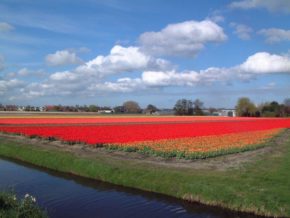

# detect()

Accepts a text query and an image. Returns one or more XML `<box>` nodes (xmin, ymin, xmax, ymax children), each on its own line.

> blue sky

<box><xmin>0</xmin><ymin>0</ymin><xmax>290</xmax><ymax>108</ymax></box>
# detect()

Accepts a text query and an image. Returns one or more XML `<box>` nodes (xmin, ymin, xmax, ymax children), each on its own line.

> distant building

<box><xmin>144</xmin><ymin>111</ymin><xmax>160</xmax><ymax>115</ymax></box>
<box><xmin>212</xmin><ymin>109</ymin><xmax>236</xmax><ymax>117</ymax></box>
<box><xmin>17</xmin><ymin>106</ymin><xmax>25</xmax><ymax>111</ymax></box>
<box><xmin>220</xmin><ymin>109</ymin><xmax>236</xmax><ymax>117</ymax></box>
<box><xmin>98</xmin><ymin>110</ymin><xmax>114</xmax><ymax>114</ymax></box>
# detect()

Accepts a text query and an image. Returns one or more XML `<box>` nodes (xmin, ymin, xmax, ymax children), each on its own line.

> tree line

<box><xmin>1</xmin><ymin>97</ymin><xmax>289</xmax><ymax>117</ymax></box>
<box><xmin>236</xmin><ymin>97</ymin><xmax>290</xmax><ymax>117</ymax></box>
<box><xmin>172</xmin><ymin>97</ymin><xmax>290</xmax><ymax>117</ymax></box>
<box><xmin>0</xmin><ymin>101</ymin><xmax>159</xmax><ymax>114</ymax></box>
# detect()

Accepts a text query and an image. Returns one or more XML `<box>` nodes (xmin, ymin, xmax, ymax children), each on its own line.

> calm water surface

<box><xmin>0</xmin><ymin>158</ymin><xmax>262</xmax><ymax>218</ymax></box>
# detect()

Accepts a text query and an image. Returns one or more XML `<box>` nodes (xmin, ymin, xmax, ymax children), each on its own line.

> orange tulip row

<box><xmin>109</xmin><ymin>128</ymin><xmax>282</xmax><ymax>154</ymax></box>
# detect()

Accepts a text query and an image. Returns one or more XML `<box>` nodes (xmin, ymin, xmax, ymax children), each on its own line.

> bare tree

<box><xmin>193</xmin><ymin>99</ymin><xmax>204</xmax><ymax>115</ymax></box>
<box><xmin>174</xmin><ymin>99</ymin><xmax>193</xmax><ymax>115</ymax></box>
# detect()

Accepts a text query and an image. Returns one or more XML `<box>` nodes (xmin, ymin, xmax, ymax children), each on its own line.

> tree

<box><xmin>174</xmin><ymin>99</ymin><xmax>193</xmax><ymax>115</ymax></box>
<box><xmin>88</xmin><ymin>105</ymin><xmax>99</xmax><ymax>112</ymax></box>
<box><xmin>284</xmin><ymin>98</ymin><xmax>290</xmax><ymax>107</ymax></box>
<box><xmin>235</xmin><ymin>97</ymin><xmax>257</xmax><ymax>117</ymax></box>
<box><xmin>261</xmin><ymin>101</ymin><xmax>284</xmax><ymax>117</ymax></box>
<box><xmin>53</xmin><ymin>104</ymin><xmax>63</xmax><ymax>112</ymax></box>
<box><xmin>284</xmin><ymin>98</ymin><xmax>290</xmax><ymax>116</ymax></box>
<box><xmin>123</xmin><ymin>101</ymin><xmax>141</xmax><ymax>113</ymax></box>
<box><xmin>83</xmin><ymin>105</ymin><xmax>89</xmax><ymax>112</ymax></box>
<box><xmin>193</xmin><ymin>99</ymin><xmax>204</xmax><ymax>115</ymax></box>
<box><xmin>24</xmin><ymin>105</ymin><xmax>33</xmax><ymax>111</ymax></box>
<box><xmin>114</xmin><ymin>106</ymin><xmax>125</xmax><ymax>113</ymax></box>
<box><xmin>145</xmin><ymin>104</ymin><xmax>159</xmax><ymax>114</ymax></box>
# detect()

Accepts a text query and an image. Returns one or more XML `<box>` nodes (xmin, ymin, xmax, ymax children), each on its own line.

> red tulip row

<box><xmin>0</xmin><ymin>118</ymin><xmax>289</xmax><ymax>144</ymax></box>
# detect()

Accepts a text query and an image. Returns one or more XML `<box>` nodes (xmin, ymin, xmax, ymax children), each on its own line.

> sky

<box><xmin>0</xmin><ymin>0</ymin><xmax>290</xmax><ymax>109</ymax></box>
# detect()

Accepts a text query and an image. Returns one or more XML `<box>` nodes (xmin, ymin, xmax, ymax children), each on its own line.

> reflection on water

<box><xmin>0</xmin><ymin>158</ymin><xmax>262</xmax><ymax>218</ymax></box>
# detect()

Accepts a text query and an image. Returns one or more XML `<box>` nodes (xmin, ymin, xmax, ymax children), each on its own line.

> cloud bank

<box><xmin>4</xmin><ymin>51</ymin><xmax>288</xmax><ymax>100</ymax></box>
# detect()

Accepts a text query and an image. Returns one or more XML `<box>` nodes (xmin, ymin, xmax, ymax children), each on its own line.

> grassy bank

<box><xmin>0</xmin><ymin>131</ymin><xmax>290</xmax><ymax>217</ymax></box>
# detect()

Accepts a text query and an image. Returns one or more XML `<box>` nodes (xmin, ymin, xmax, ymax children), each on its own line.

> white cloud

<box><xmin>17</xmin><ymin>68</ymin><xmax>30</xmax><ymax>76</ymax></box>
<box><xmin>139</xmin><ymin>20</ymin><xmax>227</xmax><ymax>57</ymax></box>
<box><xmin>18</xmin><ymin>77</ymin><xmax>88</xmax><ymax>99</ymax></box>
<box><xmin>0</xmin><ymin>22</ymin><xmax>14</xmax><ymax>32</ymax></box>
<box><xmin>7</xmin><ymin>51</ymin><xmax>290</xmax><ymax>100</ymax></box>
<box><xmin>230</xmin><ymin>23</ymin><xmax>253</xmax><ymax>40</ymax></box>
<box><xmin>85</xmin><ymin>70</ymin><xmax>207</xmax><ymax>93</ymax></box>
<box><xmin>90</xmin><ymin>78</ymin><xmax>144</xmax><ymax>93</ymax></box>
<box><xmin>17</xmin><ymin>45</ymin><xmax>172</xmax><ymax>99</ymax></box>
<box><xmin>86</xmin><ymin>68</ymin><xmax>232</xmax><ymax>93</ymax></box>
<box><xmin>75</xmin><ymin>45</ymin><xmax>171</xmax><ymax>77</ymax></box>
<box><xmin>142</xmin><ymin>71</ymin><xmax>200</xmax><ymax>86</ymax></box>
<box><xmin>0</xmin><ymin>79</ymin><xmax>25</xmax><ymax>96</ymax></box>
<box><xmin>45</xmin><ymin>50</ymin><xmax>82</xmax><ymax>66</ymax></box>
<box><xmin>258</xmin><ymin>28</ymin><xmax>290</xmax><ymax>43</ymax></box>
<box><xmin>49</xmin><ymin>71</ymin><xmax>79</xmax><ymax>81</ymax></box>
<box><xmin>239</xmin><ymin>52</ymin><xmax>290</xmax><ymax>74</ymax></box>
<box><xmin>229</xmin><ymin>0</ymin><xmax>290</xmax><ymax>13</ymax></box>
<box><xmin>77</xmin><ymin>45</ymin><xmax>150</xmax><ymax>75</ymax></box>
<box><xmin>90</xmin><ymin>52</ymin><xmax>290</xmax><ymax>93</ymax></box>
<box><xmin>6</xmin><ymin>68</ymin><xmax>47</xmax><ymax>78</ymax></box>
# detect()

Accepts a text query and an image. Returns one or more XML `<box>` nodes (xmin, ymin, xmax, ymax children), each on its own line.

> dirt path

<box><xmin>1</xmin><ymin>130</ymin><xmax>289</xmax><ymax>171</ymax></box>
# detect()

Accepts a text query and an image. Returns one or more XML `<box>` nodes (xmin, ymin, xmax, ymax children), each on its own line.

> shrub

<box><xmin>0</xmin><ymin>192</ymin><xmax>47</xmax><ymax>218</ymax></box>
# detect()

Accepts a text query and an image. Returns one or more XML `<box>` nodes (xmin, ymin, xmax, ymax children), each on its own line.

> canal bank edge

<box><xmin>0</xmin><ymin>130</ymin><xmax>290</xmax><ymax>217</ymax></box>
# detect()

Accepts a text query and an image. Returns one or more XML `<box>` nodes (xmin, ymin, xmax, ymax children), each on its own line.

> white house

<box><xmin>220</xmin><ymin>109</ymin><xmax>236</xmax><ymax>117</ymax></box>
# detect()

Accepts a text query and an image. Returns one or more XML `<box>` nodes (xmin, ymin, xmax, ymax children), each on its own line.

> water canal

<box><xmin>0</xmin><ymin>158</ymin><xmax>262</xmax><ymax>218</ymax></box>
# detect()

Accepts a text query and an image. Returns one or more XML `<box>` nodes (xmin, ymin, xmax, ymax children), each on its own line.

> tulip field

<box><xmin>0</xmin><ymin>116</ymin><xmax>290</xmax><ymax>158</ymax></box>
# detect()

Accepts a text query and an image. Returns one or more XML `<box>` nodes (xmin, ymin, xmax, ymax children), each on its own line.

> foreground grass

<box><xmin>0</xmin><ymin>132</ymin><xmax>290</xmax><ymax>217</ymax></box>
